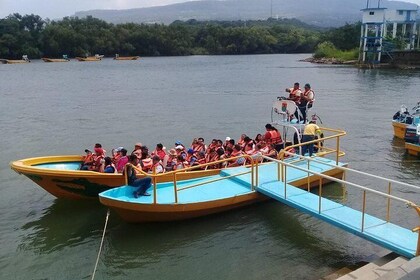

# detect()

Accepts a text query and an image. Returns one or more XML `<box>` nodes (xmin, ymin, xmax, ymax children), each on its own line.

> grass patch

<box><xmin>313</xmin><ymin>41</ymin><xmax>358</xmax><ymax>61</ymax></box>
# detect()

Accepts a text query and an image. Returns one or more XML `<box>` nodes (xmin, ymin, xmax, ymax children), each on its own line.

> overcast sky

<box><xmin>1</xmin><ymin>0</ymin><xmax>420</xmax><ymax>20</ymax></box>
<box><xmin>0</xmin><ymin>0</ymin><xmax>196</xmax><ymax>19</ymax></box>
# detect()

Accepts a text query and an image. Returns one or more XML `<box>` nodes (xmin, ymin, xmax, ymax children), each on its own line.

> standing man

<box><xmin>298</xmin><ymin>83</ymin><xmax>315</xmax><ymax>123</ymax></box>
<box><xmin>301</xmin><ymin>121</ymin><xmax>321</xmax><ymax>157</ymax></box>
<box><xmin>124</xmin><ymin>155</ymin><xmax>152</xmax><ymax>197</ymax></box>
<box><xmin>285</xmin><ymin>82</ymin><xmax>301</xmax><ymax>104</ymax></box>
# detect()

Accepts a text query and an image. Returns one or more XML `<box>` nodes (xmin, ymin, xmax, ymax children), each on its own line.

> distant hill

<box><xmin>73</xmin><ymin>0</ymin><xmax>417</xmax><ymax>27</ymax></box>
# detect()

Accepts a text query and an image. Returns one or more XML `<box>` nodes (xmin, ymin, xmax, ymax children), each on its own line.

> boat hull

<box><xmin>10</xmin><ymin>155</ymin><xmax>220</xmax><ymax>200</ymax></box>
<box><xmin>405</xmin><ymin>142</ymin><xmax>420</xmax><ymax>156</ymax></box>
<box><xmin>114</xmin><ymin>56</ymin><xmax>140</xmax><ymax>60</ymax></box>
<box><xmin>100</xmin><ymin>192</ymin><xmax>267</xmax><ymax>222</ymax></box>
<box><xmin>75</xmin><ymin>57</ymin><xmax>101</xmax><ymax>62</ymax></box>
<box><xmin>42</xmin><ymin>58</ymin><xmax>69</xmax><ymax>62</ymax></box>
<box><xmin>392</xmin><ymin>121</ymin><xmax>407</xmax><ymax>139</ymax></box>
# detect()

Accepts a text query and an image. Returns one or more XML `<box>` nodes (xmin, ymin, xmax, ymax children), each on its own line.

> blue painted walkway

<box><xmin>222</xmin><ymin>157</ymin><xmax>418</xmax><ymax>259</ymax></box>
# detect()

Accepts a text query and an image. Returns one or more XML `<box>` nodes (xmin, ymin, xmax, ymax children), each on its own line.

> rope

<box><xmin>91</xmin><ymin>209</ymin><xmax>110</xmax><ymax>280</ymax></box>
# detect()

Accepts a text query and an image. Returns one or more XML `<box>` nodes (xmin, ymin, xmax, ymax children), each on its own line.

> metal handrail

<box><xmin>276</xmin><ymin>126</ymin><xmax>347</xmax><ymax>165</ymax></box>
<box><xmin>127</xmin><ymin>154</ymin><xmax>256</xmax><ymax>203</ymax></box>
<box><xmin>261</xmin><ymin>154</ymin><xmax>417</xmax><ymax>206</ymax></box>
<box><xmin>281</xmin><ymin>150</ymin><xmax>420</xmax><ymax>192</ymax></box>
<box><xmin>259</xmin><ymin>154</ymin><xmax>420</xmax><ymax>256</ymax></box>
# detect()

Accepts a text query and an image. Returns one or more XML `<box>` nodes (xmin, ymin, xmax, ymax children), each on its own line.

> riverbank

<box><xmin>301</xmin><ymin>57</ymin><xmax>357</xmax><ymax>65</ymax></box>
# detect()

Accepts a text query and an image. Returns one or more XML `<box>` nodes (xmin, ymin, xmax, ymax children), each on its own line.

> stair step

<box><xmin>321</xmin><ymin>267</ymin><xmax>353</xmax><ymax>280</ymax></box>
<box><xmin>336</xmin><ymin>263</ymin><xmax>380</xmax><ymax>280</ymax></box>
<box><xmin>373</xmin><ymin>257</ymin><xmax>408</xmax><ymax>277</ymax></box>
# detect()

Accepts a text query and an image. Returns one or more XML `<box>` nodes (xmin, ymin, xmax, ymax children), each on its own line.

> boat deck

<box><xmin>101</xmin><ymin>156</ymin><xmax>343</xmax><ymax>204</ymax></box>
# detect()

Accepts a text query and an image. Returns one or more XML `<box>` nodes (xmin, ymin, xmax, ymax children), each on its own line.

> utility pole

<box><xmin>270</xmin><ymin>0</ymin><xmax>273</xmax><ymax>19</ymax></box>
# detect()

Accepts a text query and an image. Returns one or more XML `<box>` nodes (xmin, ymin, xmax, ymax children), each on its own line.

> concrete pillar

<box><xmin>392</xmin><ymin>22</ymin><xmax>397</xmax><ymax>38</ymax></box>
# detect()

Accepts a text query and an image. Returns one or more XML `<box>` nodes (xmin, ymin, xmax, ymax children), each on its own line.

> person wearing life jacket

<box><xmin>151</xmin><ymin>143</ymin><xmax>166</xmax><ymax>160</ymax></box>
<box><xmin>264</xmin><ymin>124</ymin><xmax>283</xmax><ymax>152</ymax></box>
<box><xmin>151</xmin><ymin>155</ymin><xmax>165</xmax><ymax>174</ymax></box>
<box><xmin>139</xmin><ymin>151</ymin><xmax>153</xmax><ymax>173</ymax></box>
<box><xmin>237</xmin><ymin>134</ymin><xmax>247</xmax><ymax>149</ymax></box>
<box><xmin>116</xmin><ymin>148</ymin><xmax>129</xmax><ymax>173</ymax></box>
<box><xmin>228</xmin><ymin>144</ymin><xmax>246</xmax><ymax>167</ymax></box>
<box><xmin>298</xmin><ymin>83</ymin><xmax>315</xmax><ymax>123</ymax></box>
<box><xmin>285</xmin><ymin>82</ymin><xmax>301</xmax><ymax>104</ymax></box>
<box><xmin>175</xmin><ymin>155</ymin><xmax>189</xmax><ymax>170</ymax></box>
<box><xmin>92</xmin><ymin>147</ymin><xmax>105</xmax><ymax>172</ymax></box>
<box><xmin>165</xmin><ymin>149</ymin><xmax>178</xmax><ymax>171</ymax></box>
<box><xmin>263</xmin><ymin>144</ymin><xmax>278</xmax><ymax>159</ymax></box>
<box><xmin>186</xmin><ymin>148</ymin><xmax>198</xmax><ymax>166</ymax></box>
<box><xmin>80</xmin><ymin>149</ymin><xmax>95</xmax><ymax>170</ymax></box>
<box><xmin>102</xmin><ymin>156</ymin><xmax>117</xmax><ymax>173</ymax></box>
<box><xmin>132</xmin><ymin>142</ymin><xmax>143</xmax><ymax>159</ymax></box>
<box><xmin>111</xmin><ymin>147</ymin><xmax>123</xmax><ymax>164</ymax></box>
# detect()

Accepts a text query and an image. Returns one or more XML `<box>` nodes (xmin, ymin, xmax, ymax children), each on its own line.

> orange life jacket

<box><xmin>301</xmin><ymin>89</ymin><xmax>314</xmax><ymax>104</ymax></box>
<box><xmin>289</xmin><ymin>88</ymin><xmax>301</xmax><ymax>104</ymax></box>
<box><xmin>267</xmin><ymin>130</ymin><xmax>282</xmax><ymax>144</ymax></box>
<box><xmin>141</xmin><ymin>158</ymin><xmax>153</xmax><ymax>172</ymax></box>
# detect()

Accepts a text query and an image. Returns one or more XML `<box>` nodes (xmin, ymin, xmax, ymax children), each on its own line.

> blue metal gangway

<box><xmin>223</xmin><ymin>155</ymin><xmax>420</xmax><ymax>259</ymax></box>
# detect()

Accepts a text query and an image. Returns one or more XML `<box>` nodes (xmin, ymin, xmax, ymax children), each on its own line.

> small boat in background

<box><xmin>392</xmin><ymin>103</ymin><xmax>420</xmax><ymax>139</ymax></box>
<box><xmin>114</xmin><ymin>54</ymin><xmax>140</xmax><ymax>60</ymax></box>
<box><xmin>42</xmin><ymin>55</ymin><xmax>70</xmax><ymax>62</ymax></box>
<box><xmin>0</xmin><ymin>55</ymin><xmax>30</xmax><ymax>64</ymax></box>
<box><xmin>75</xmin><ymin>54</ymin><xmax>103</xmax><ymax>61</ymax></box>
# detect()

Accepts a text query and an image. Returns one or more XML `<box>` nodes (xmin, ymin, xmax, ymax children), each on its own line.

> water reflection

<box><xmin>19</xmin><ymin>199</ymin><xmax>106</xmax><ymax>253</ymax></box>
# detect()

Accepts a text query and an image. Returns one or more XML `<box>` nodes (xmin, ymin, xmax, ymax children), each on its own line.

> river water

<box><xmin>0</xmin><ymin>54</ymin><xmax>419</xmax><ymax>279</ymax></box>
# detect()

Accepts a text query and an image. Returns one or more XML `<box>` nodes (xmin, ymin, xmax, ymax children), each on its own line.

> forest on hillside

<box><xmin>0</xmin><ymin>14</ymin><xmax>361</xmax><ymax>59</ymax></box>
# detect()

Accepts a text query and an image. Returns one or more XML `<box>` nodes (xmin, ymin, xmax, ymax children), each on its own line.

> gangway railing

<box><xmin>125</xmin><ymin>155</ymin><xmax>257</xmax><ymax>204</ymax></box>
<box><xmin>258</xmin><ymin>153</ymin><xmax>420</xmax><ymax>257</ymax></box>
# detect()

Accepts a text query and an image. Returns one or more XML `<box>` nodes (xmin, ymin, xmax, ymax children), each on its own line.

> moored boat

<box><xmin>405</xmin><ymin>142</ymin><xmax>420</xmax><ymax>156</ymax></box>
<box><xmin>75</xmin><ymin>54</ymin><xmax>103</xmax><ymax>61</ymax></box>
<box><xmin>114</xmin><ymin>54</ymin><xmax>140</xmax><ymax>60</ymax></box>
<box><xmin>42</xmin><ymin>55</ymin><xmax>70</xmax><ymax>62</ymax></box>
<box><xmin>0</xmin><ymin>55</ymin><xmax>30</xmax><ymax>64</ymax></box>
<box><xmin>392</xmin><ymin>103</ymin><xmax>420</xmax><ymax>139</ymax></box>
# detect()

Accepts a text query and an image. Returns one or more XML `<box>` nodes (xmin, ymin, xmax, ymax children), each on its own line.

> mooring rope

<box><xmin>91</xmin><ymin>209</ymin><xmax>110</xmax><ymax>280</ymax></box>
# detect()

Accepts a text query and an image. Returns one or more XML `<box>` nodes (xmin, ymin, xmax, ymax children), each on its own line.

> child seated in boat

<box><xmin>80</xmin><ymin>149</ymin><xmax>94</xmax><ymax>170</ymax></box>
<box><xmin>92</xmin><ymin>147</ymin><xmax>105</xmax><ymax>171</ymax></box>
<box><xmin>175</xmin><ymin>155</ymin><xmax>189</xmax><ymax>170</ymax></box>
<box><xmin>102</xmin><ymin>157</ymin><xmax>117</xmax><ymax>173</ymax></box>
<box><xmin>283</xmin><ymin>142</ymin><xmax>296</xmax><ymax>158</ymax></box>
<box><xmin>111</xmin><ymin>147</ymin><xmax>123</xmax><ymax>164</ymax></box>
<box><xmin>151</xmin><ymin>155</ymin><xmax>165</xmax><ymax>173</ymax></box>
<box><xmin>165</xmin><ymin>149</ymin><xmax>178</xmax><ymax>171</ymax></box>
<box><xmin>151</xmin><ymin>143</ymin><xmax>166</xmax><ymax>160</ymax></box>
<box><xmin>228</xmin><ymin>145</ymin><xmax>246</xmax><ymax>167</ymax></box>
<box><xmin>186</xmin><ymin>148</ymin><xmax>198</xmax><ymax>166</ymax></box>
<box><xmin>140</xmin><ymin>151</ymin><xmax>153</xmax><ymax>173</ymax></box>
